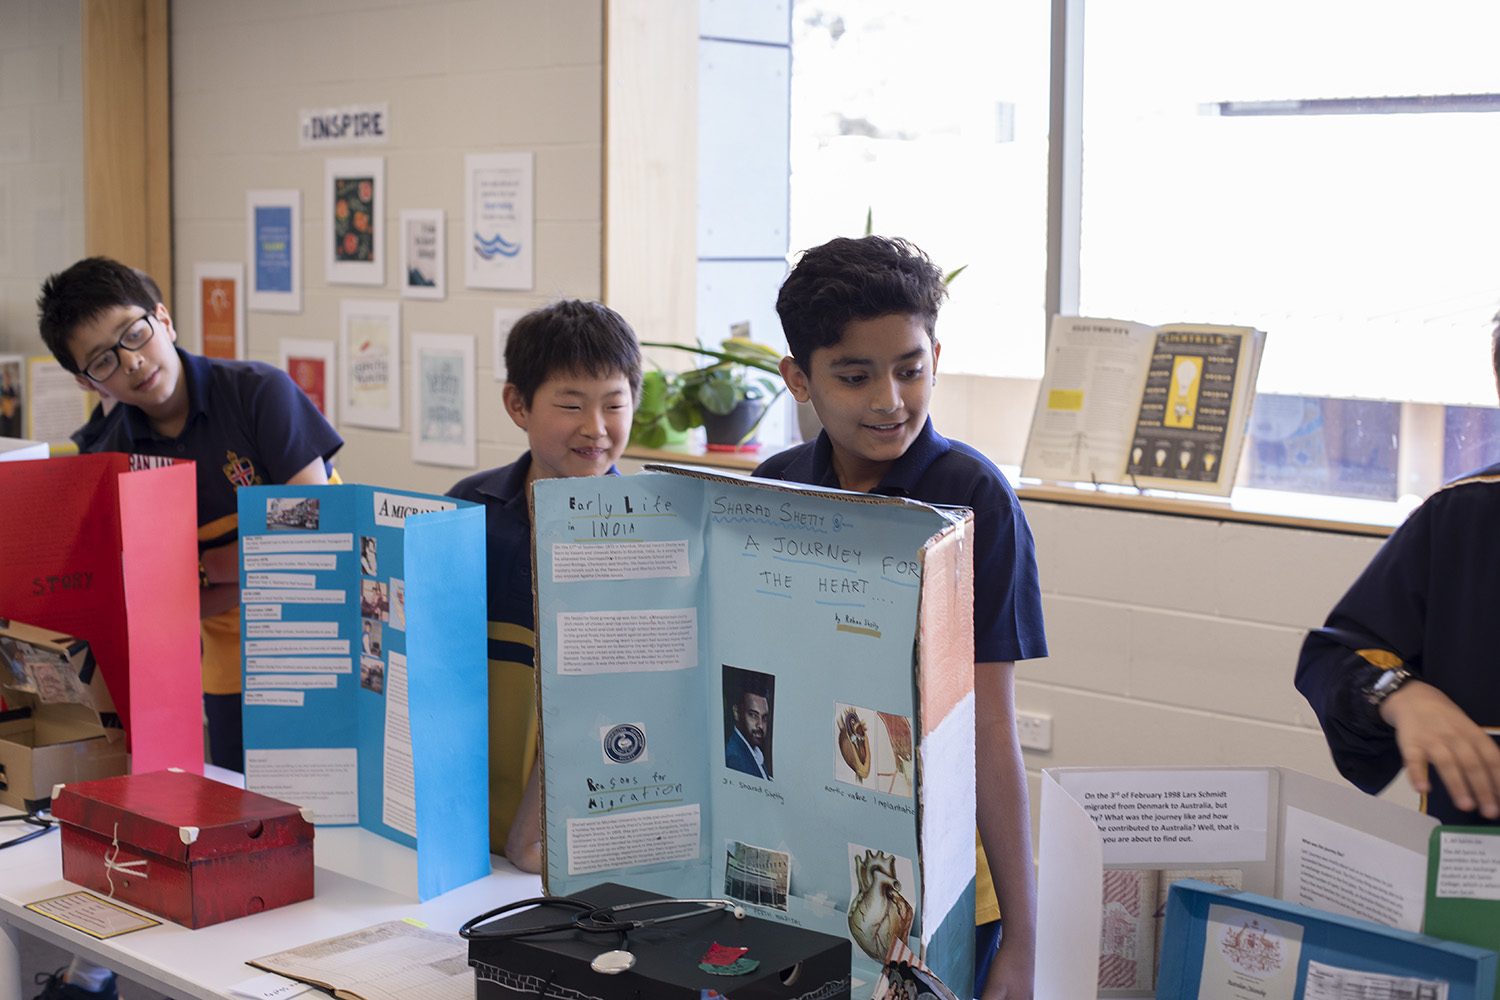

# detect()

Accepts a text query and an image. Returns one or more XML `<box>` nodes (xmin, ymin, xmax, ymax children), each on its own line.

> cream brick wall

<box><xmin>1014</xmin><ymin>499</ymin><xmax>1415</xmax><ymax>853</ymax></box>
<box><xmin>0</xmin><ymin>0</ymin><xmax>83</xmax><ymax>350</ymax></box>
<box><xmin>171</xmin><ymin>0</ymin><xmax>604</xmax><ymax>495</ymax></box>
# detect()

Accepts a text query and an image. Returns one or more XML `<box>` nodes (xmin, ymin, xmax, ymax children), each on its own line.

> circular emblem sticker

<box><xmin>603</xmin><ymin>723</ymin><xmax>646</xmax><ymax>764</ymax></box>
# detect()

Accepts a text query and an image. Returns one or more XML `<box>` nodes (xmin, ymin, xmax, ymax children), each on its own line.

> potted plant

<box><xmin>630</xmin><ymin>335</ymin><xmax>787</xmax><ymax>451</ymax></box>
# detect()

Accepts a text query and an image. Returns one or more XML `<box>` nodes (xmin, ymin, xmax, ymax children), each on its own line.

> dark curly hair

<box><xmin>776</xmin><ymin>236</ymin><xmax>948</xmax><ymax>371</ymax></box>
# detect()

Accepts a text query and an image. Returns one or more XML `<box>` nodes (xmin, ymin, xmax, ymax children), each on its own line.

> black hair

<box><xmin>503</xmin><ymin>300</ymin><xmax>644</xmax><ymax>407</ymax></box>
<box><xmin>776</xmin><ymin>235</ymin><xmax>948</xmax><ymax>372</ymax></box>
<box><xmin>132</xmin><ymin>267</ymin><xmax>164</xmax><ymax>306</ymax></box>
<box><xmin>38</xmin><ymin>257</ymin><xmax>158</xmax><ymax>373</ymax></box>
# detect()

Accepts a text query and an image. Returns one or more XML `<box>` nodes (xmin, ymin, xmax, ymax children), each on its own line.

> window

<box><xmin>790</xmin><ymin>1</ymin><xmax>1500</xmax><ymax>505</ymax></box>
<box><xmin>789</xmin><ymin>1</ymin><xmax>1051</xmax><ymax>378</ymax></box>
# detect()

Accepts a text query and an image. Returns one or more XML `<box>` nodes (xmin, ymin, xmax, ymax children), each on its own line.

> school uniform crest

<box><xmin>223</xmin><ymin>450</ymin><xmax>261</xmax><ymax>488</ymax></box>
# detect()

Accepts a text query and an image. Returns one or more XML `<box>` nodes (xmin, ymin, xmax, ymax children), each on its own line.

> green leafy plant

<box><xmin>630</xmin><ymin>336</ymin><xmax>787</xmax><ymax>448</ymax></box>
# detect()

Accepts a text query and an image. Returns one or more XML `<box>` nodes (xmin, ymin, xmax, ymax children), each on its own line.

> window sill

<box><xmin>1013</xmin><ymin>475</ymin><xmax>1412</xmax><ymax>538</ymax></box>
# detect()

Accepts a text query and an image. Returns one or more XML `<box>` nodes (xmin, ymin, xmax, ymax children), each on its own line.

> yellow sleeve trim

<box><xmin>489</xmin><ymin>621</ymin><xmax>536</xmax><ymax>645</ymax></box>
<box><xmin>1354</xmin><ymin>648</ymin><xmax>1403</xmax><ymax>670</ymax></box>
<box><xmin>198</xmin><ymin>512</ymin><xmax>238</xmax><ymax>543</ymax></box>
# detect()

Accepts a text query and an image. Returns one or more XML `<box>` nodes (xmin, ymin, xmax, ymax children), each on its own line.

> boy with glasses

<box><xmin>38</xmin><ymin>256</ymin><xmax>342</xmax><ymax>774</ymax></box>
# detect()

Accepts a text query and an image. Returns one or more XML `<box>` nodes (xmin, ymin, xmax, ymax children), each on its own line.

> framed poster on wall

<box><xmin>280</xmin><ymin>338</ymin><xmax>337</xmax><ymax>425</ymax></box>
<box><xmin>340</xmin><ymin>299</ymin><xmax>401</xmax><ymax>430</ymax></box>
<box><xmin>325</xmin><ymin>157</ymin><xmax>386</xmax><ymax>286</ymax></box>
<box><xmin>400</xmin><ymin>209</ymin><xmax>445</xmax><ymax>300</ymax></box>
<box><xmin>410</xmin><ymin>332</ymin><xmax>475</xmax><ymax>468</ymax></box>
<box><xmin>464</xmin><ymin>152</ymin><xmax>533</xmax><ymax>291</ymax></box>
<box><xmin>194</xmin><ymin>262</ymin><xmax>245</xmax><ymax>360</ymax></box>
<box><xmin>246</xmin><ymin>189</ymin><xmax>302</xmax><ymax>313</ymax></box>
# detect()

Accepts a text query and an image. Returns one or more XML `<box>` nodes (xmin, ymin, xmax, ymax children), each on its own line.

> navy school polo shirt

<box><xmin>84</xmin><ymin>348</ymin><xmax>344</xmax><ymax>551</ymax></box>
<box><xmin>754</xmin><ymin>419</ymin><xmax>1047</xmax><ymax>663</ymax></box>
<box><xmin>446</xmin><ymin>454</ymin><xmax>623</xmax><ymax>668</ymax></box>
<box><xmin>1296</xmin><ymin>461</ymin><xmax>1500</xmax><ymax>825</ymax></box>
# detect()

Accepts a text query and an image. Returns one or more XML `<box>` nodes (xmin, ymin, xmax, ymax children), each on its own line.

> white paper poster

<box><xmin>1056</xmin><ymin>768</ymin><xmax>1270</xmax><ymax>865</ymax></box>
<box><xmin>464</xmin><ymin>153</ymin><xmax>534</xmax><ymax>290</ymax></box>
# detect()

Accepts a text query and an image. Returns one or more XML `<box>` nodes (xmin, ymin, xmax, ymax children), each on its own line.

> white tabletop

<box><xmin>0</xmin><ymin>785</ymin><xmax>540</xmax><ymax>1000</ymax></box>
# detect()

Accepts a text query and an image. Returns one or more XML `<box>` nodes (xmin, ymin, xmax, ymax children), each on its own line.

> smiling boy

<box><xmin>38</xmin><ymin>257</ymin><xmax>342</xmax><ymax>774</ymax></box>
<box><xmin>754</xmin><ymin>236</ymin><xmax>1046</xmax><ymax>1000</ymax></box>
<box><xmin>447</xmin><ymin>300</ymin><xmax>642</xmax><ymax>873</ymax></box>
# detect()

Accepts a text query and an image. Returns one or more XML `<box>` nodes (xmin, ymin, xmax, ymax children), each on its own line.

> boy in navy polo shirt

<box><xmin>447</xmin><ymin>300</ymin><xmax>642</xmax><ymax>873</ymax></box>
<box><xmin>38</xmin><ymin>256</ymin><xmax>342</xmax><ymax>774</ymax></box>
<box><xmin>754</xmin><ymin>236</ymin><xmax>1046</xmax><ymax>1000</ymax></box>
<box><xmin>1295</xmin><ymin>313</ymin><xmax>1500</xmax><ymax>826</ymax></box>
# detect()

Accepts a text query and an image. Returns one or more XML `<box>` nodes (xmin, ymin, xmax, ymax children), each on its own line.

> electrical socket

<box><xmin>1016</xmin><ymin>710</ymin><xmax>1052</xmax><ymax>752</ymax></box>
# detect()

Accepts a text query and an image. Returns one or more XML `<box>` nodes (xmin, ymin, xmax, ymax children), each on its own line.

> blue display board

<box><xmin>237</xmin><ymin>484</ymin><xmax>487</xmax><ymax>900</ymax></box>
<box><xmin>1158</xmin><ymin>880</ymin><xmax>1496</xmax><ymax>1000</ymax></box>
<box><xmin>534</xmin><ymin>468</ymin><xmax>979</xmax><ymax>994</ymax></box>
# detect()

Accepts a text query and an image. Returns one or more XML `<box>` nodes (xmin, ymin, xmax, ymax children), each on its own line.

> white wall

<box><xmin>0</xmin><ymin>0</ymin><xmax>83</xmax><ymax>352</ymax></box>
<box><xmin>171</xmin><ymin>0</ymin><xmax>605</xmax><ymax>495</ymax></box>
<box><xmin>1015</xmin><ymin>499</ymin><xmax>1413</xmax><ymax>847</ymax></box>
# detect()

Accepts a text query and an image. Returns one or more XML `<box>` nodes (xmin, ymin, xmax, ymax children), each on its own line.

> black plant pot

<box><xmin>701</xmin><ymin>398</ymin><xmax>767</xmax><ymax>451</ymax></box>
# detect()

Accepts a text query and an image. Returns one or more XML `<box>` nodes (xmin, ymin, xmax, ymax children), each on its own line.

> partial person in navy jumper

<box><xmin>447</xmin><ymin>300</ymin><xmax>642</xmax><ymax>874</ymax></box>
<box><xmin>39</xmin><ymin>256</ymin><xmax>342</xmax><ymax>775</ymax></box>
<box><xmin>1296</xmin><ymin>309</ymin><xmax>1500</xmax><ymax>826</ymax></box>
<box><xmin>34</xmin><ymin>259</ymin><xmax>341</xmax><ymax>1000</ymax></box>
<box><xmin>753</xmin><ymin>235</ymin><xmax>1047</xmax><ymax>1000</ymax></box>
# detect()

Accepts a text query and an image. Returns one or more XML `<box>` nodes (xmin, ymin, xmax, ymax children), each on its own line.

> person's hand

<box><xmin>979</xmin><ymin>937</ymin><xmax>1033</xmax><ymax>1000</ymax></box>
<box><xmin>1380</xmin><ymin>679</ymin><xmax>1500</xmax><ymax>818</ymax></box>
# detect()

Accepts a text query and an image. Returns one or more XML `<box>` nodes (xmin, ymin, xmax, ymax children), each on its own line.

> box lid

<box><xmin>51</xmin><ymin>769</ymin><xmax>314</xmax><ymax>862</ymax></box>
<box><xmin>0</xmin><ymin>620</ymin><xmax>115</xmax><ymax>746</ymax></box>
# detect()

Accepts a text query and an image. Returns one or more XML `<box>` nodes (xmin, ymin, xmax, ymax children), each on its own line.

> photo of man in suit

<box><xmin>724</xmin><ymin>666</ymin><xmax>773</xmax><ymax>780</ymax></box>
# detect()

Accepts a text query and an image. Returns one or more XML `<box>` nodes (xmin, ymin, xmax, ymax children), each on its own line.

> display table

<box><xmin>0</xmin><ymin>772</ymin><xmax>540</xmax><ymax>1000</ymax></box>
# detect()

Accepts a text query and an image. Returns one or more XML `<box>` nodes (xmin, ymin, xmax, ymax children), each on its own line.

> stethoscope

<box><xmin>459</xmin><ymin>894</ymin><xmax>745</xmax><ymax>975</ymax></box>
<box><xmin>0</xmin><ymin>810</ymin><xmax>54</xmax><ymax>850</ymax></box>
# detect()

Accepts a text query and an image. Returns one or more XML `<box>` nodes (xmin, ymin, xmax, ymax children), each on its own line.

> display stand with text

<box><xmin>237</xmin><ymin>483</ymin><xmax>488</xmax><ymax>900</ymax></box>
<box><xmin>534</xmin><ymin>467</ymin><xmax>977</xmax><ymax>994</ymax></box>
<box><xmin>0</xmin><ymin>453</ymin><xmax>201</xmax><ymax>773</ymax></box>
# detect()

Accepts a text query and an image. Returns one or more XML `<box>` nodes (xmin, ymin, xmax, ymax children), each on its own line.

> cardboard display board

<box><xmin>0</xmin><ymin>454</ymin><xmax>202</xmax><ymax>773</ymax></box>
<box><xmin>1158</xmin><ymin>879</ymin><xmax>1496</xmax><ymax>1000</ymax></box>
<box><xmin>1423</xmin><ymin>826</ymin><xmax>1500</xmax><ymax>999</ymax></box>
<box><xmin>237</xmin><ymin>483</ymin><xmax>488</xmax><ymax>901</ymax></box>
<box><xmin>533</xmin><ymin>467</ymin><xmax>977</xmax><ymax>994</ymax></box>
<box><xmin>1037</xmin><ymin>765</ymin><xmax>1444</xmax><ymax>999</ymax></box>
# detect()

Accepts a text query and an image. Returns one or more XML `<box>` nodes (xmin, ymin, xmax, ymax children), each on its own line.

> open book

<box><xmin>249</xmin><ymin>921</ymin><xmax>472</xmax><ymax>1000</ymax></box>
<box><xmin>1021</xmin><ymin>316</ymin><xmax>1266</xmax><ymax>496</ymax></box>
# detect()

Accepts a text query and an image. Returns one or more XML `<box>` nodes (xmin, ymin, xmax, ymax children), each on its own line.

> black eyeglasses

<box><xmin>82</xmin><ymin>311</ymin><xmax>156</xmax><ymax>383</ymax></box>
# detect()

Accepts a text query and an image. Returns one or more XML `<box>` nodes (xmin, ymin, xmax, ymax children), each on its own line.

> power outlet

<box><xmin>1016</xmin><ymin>710</ymin><xmax>1052</xmax><ymax>752</ymax></box>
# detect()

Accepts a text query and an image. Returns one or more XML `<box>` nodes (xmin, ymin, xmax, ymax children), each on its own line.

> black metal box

<box><xmin>467</xmin><ymin>882</ymin><xmax>851</xmax><ymax>1000</ymax></box>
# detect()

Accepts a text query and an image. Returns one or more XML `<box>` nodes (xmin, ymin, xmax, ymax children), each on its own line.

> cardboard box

<box><xmin>1036</xmin><ymin>765</ymin><xmax>1443</xmax><ymax>998</ymax></box>
<box><xmin>467</xmin><ymin>881</ymin><xmax>852</xmax><ymax>1000</ymax></box>
<box><xmin>52</xmin><ymin>769</ymin><xmax>315</xmax><ymax>928</ymax></box>
<box><xmin>1158</xmin><ymin>879</ymin><xmax>1496</xmax><ymax>1000</ymax></box>
<box><xmin>0</xmin><ymin>620</ymin><xmax>126</xmax><ymax>811</ymax></box>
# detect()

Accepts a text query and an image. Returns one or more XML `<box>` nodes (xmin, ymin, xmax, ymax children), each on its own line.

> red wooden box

<box><xmin>51</xmin><ymin>769</ymin><xmax>315</xmax><ymax>928</ymax></box>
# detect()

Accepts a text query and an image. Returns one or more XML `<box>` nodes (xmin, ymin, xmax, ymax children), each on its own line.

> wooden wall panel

<box><xmin>83</xmin><ymin>0</ymin><xmax>171</xmax><ymax>304</ymax></box>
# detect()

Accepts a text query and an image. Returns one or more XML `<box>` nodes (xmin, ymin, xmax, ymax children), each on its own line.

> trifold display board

<box><xmin>1158</xmin><ymin>880</ymin><xmax>1495</xmax><ymax>1000</ymax></box>
<box><xmin>1424</xmin><ymin>827</ymin><xmax>1500</xmax><ymax>1000</ymax></box>
<box><xmin>1037</xmin><ymin>766</ymin><xmax>1443</xmax><ymax>999</ymax></box>
<box><xmin>0</xmin><ymin>453</ymin><xmax>202</xmax><ymax>773</ymax></box>
<box><xmin>533</xmin><ymin>467</ymin><xmax>977</xmax><ymax>996</ymax></box>
<box><xmin>236</xmin><ymin>484</ymin><xmax>488</xmax><ymax>901</ymax></box>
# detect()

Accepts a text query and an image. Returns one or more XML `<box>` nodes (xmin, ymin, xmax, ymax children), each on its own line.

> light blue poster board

<box><xmin>534</xmin><ymin>468</ymin><xmax>978</xmax><ymax>992</ymax></box>
<box><xmin>237</xmin><ymin>484</ymin><xmax>488</xmax><ymax>900</ymax></box>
